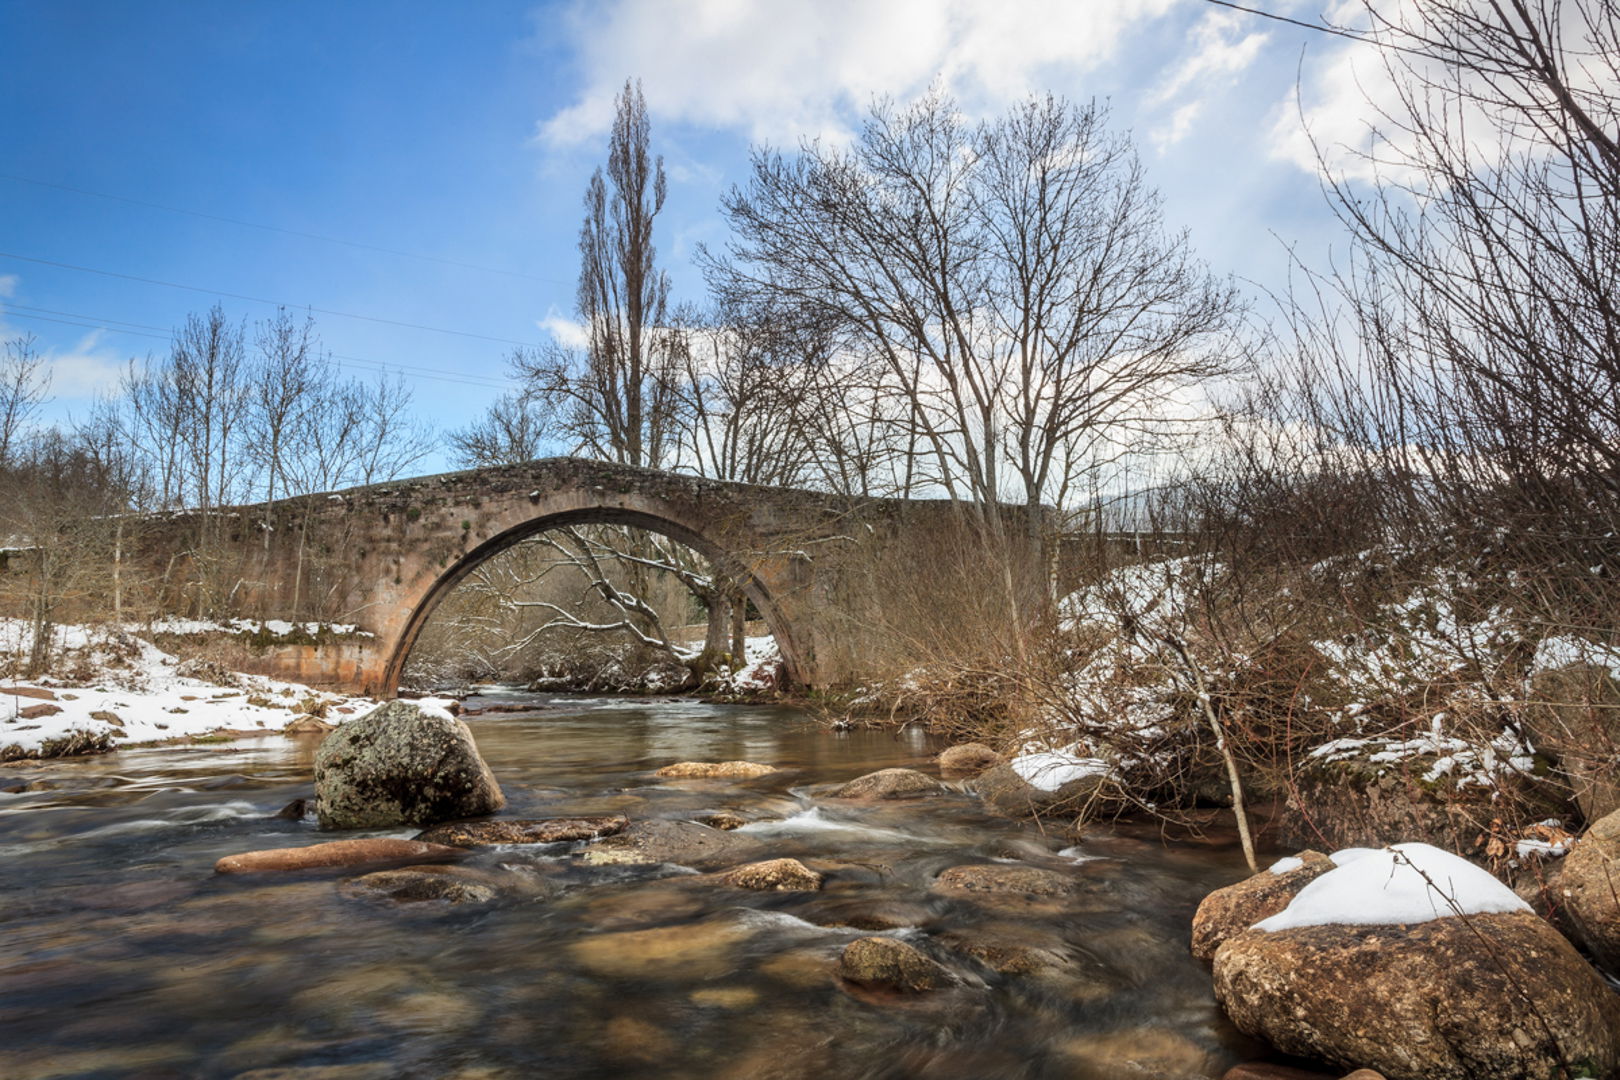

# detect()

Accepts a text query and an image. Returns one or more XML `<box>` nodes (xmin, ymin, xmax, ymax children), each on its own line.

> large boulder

<box><xmin>1279</xmin><ymin>747</ymin><xmax>1564</xmax><ymax>858</ymax></box>
<box><xmin>313</xmin><ymin>700</ymin><xmax>504</xmax><ymax>830</ymax></box>
<box><xmin>971</xmin><ymin>761</ymin><xmax>1111</xmax><ymax>818</ymax></box>
<box><xmin>1192</xmin><ymin>851</ymin><xmax>1335</xmax><ymax>961</ymax></box>
<box><xmin>1523</xmin><ymin>663</ymin><xmax>1620</xmax><ymax>821</ymax></box>
<box><xmin>1562</xmin><ymin>808</ymin><xmax>1620</xmax><ymax>973</ymax></box>
<box><xmin>1212</xmin><ymin>844</ymin><xmax>1620</xmax><ymax>1080</ymax></box>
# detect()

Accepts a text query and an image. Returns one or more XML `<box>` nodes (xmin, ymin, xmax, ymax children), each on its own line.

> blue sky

<box><xmin>1</xmin><ymin>0</ymin><xmax>1387</xmax><ymax>471</ymax></box>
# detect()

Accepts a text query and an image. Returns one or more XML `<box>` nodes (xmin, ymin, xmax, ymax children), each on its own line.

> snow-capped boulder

<box><xmin>1212</xmin><ymin>844</ymin><xmax>1620</xmax><ymax>1080</ymax></box>
<box><xmin>313</xmin><ymin>700</ymin><xmax>504</xmax><ymax>830</ymax></box>
<box><xmin>972</xmin><ymin>751</ymin><xmax>1114</xmax><ymax>818</ymax></box>
<box><xmin>1191</xmin><ymin>850</ymin><xmax>1335</xmax><ymax>961</ymax></box>
<box><xmin>1562</xmin><ymin>808</ymin><xmax>1620</xmax><ymax>974</ymax></box>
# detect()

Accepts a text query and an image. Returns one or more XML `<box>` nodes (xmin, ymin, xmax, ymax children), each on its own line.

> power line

<box><xmin>0</xmin><ymin>172</ymin><xmax>572</xmax><ymax>286</ymax></box>
<box><xmin>1200</xmin><ymin>0</ymin><xmax>1444</xmax><ymax>60</ymax></box>
<box><xmin>1</xmin><ymin>305</ymin><xmax>515</xmax><ymax>391</ymax></box>
<box><xmin>0</xmin><ymin>250</ymin><xmax>545</xmax><ymax>349</ymax></box>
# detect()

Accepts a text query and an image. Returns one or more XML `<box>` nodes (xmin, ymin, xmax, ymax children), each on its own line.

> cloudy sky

<box><xmin>1</xmin><ymin>0</ymin><xmax>1389</xmax><ymax>467</ymax></box>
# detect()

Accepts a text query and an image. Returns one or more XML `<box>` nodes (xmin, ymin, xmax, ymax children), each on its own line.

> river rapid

<box><xmin>0</xmin><ymin>693</ymin><xmax>1264</xmax><ymax>1079</ymax></box>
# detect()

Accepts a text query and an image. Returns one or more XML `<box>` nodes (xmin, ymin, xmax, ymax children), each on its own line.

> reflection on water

<box><xmin>0</xmin><ymin>693</ymin><xmax>1259</xmax><ymax>1079</ymax></box>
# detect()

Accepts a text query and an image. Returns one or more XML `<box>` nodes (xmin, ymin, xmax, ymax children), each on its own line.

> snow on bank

<box><xmin>1254</xmin><ymin>843</ymin><xmax>1531</xmax><ymax>931</ymax></box>
<box><xmin>1007</xmin><ymin>744</ymin><xmax>1112</xmax><ymax>792</ymax></box>
<box><xmin>147</xmin><ymin>618</ymin><xmax>369</xmax><ymax>639</ymax></box>
<box><xmin>0</xmin><ymin>620</ymin><xmax>374</xmax><ymax>759</ymax></box>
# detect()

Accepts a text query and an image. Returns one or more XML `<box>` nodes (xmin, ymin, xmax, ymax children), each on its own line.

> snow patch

<box><xmin>1254</xmin><ymin>843</ymin><xmax>1530</xmax><ymax>931</ymax></box>
<box><xmin>1007</xmin><ymin>745</ymin><xmax>1111</xmax><ymax>792</ymax></box>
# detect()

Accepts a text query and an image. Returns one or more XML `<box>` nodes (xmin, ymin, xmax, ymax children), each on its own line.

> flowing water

<box><xmin>0</xmin><ymin>693</ymin><xmax>1264</xmax><ymax>1079</ymax></box>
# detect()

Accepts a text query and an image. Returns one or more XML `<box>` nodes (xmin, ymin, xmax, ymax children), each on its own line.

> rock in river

<box><xmin>414</xmin><ymin>815</ymin><xmax>628</xmax><ymax>848</ymax></box>
<box><xmin>578</xmin><ymin>818</ymin><xmax>764</xmax><ymax>870</ymax></box>
<box><xmin>339</xmin><ymin>864</ymin><xmax>505</xmax><ymax>905</ymax></box>
<box><xmin>1211</xmin><ymin>844</ymin><xmax>1620</xmax><ymax>1080</ymax></box>
<box><xmin>1192</xmin><ymin>851</ymin><xmax>1335</xmax><ymax>961</ymax></box>
<box><xmin>720</xmin><ymin>858</ymin><xmax>823</xmax><ymax>892</ymax></box>
<box><xmin>655</xmin><ymin>760</ymin><xmax>777</xmax><ymax>780</ymax></box>
<box><xmin>932</xmin><ymin>864</ymin><xmax>1076</xmax><ymax>898</ymax></box>
<box><xmin>313</xmin><ymin>699</ymin><xmax>504</xmax><ymax>830</ymax></box>
<box><xmin>937</xmin><ymin>742</ymin><xmax>1001</xmax><ymax>775</ymax></box>
<box><xmin>833</xmin><ymin>768</ymin><xmax>944</xmax><ymax>799</ymax></box>
<box><xmin>971</xmin><ymin>761</ymin><xmax>1111</xmax><ymax>817</ymax></box>
<box><xmin>214</xmin><ymin>838</ymin><xmax>464</xmax><ymax>874</ymax></box>
<box><xmin>837</xmin><ymin>937</ymin><xmax>954</xmax><ymax>992</ymax></box>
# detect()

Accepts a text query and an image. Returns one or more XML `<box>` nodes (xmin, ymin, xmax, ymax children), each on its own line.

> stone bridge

<box><xmin>129</xmin><ymin>458</ymin><xmax>1044</xmax><ymax>696</ymax></box>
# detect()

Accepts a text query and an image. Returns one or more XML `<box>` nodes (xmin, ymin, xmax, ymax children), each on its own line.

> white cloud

<box><xmin>1147</xmin><ymin>7</ymin><xmax>1269</xmax><ymax>151</ymax></box>
<box><xmin>0</xmin><ymin>275</ymin><xmax>17</xmax><ymax>299</ymax></box>
<box><xmin>539</xmin><ymin>0</ymin><xmax>1184</xmax><ymax>148</ymax></box>
<box><xmin>539</xmin><ymin>310</ymin><xmax>589</xmax><ymax>350</ymax></box>
<box><xmin>37</xmin><ymin>330</ymin><xmax>126</xmax><ymax>399</ymax></box>
<box><xmin>1265</xmin><ymin>0</ymin><xmax>1616</xmax><ymax>181</ymax></box>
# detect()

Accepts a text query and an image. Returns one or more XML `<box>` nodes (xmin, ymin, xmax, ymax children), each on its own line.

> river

<box><xmin>0</xmin><ymin>692</ymin><xmax>1263</xmax><ymax>1079</ymax></box>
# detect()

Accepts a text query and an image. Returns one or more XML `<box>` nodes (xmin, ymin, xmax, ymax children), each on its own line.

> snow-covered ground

<box><xmin>0</xmin><ymin>620</ymin><xmax>374</xmax><ymax>760</ymax></box>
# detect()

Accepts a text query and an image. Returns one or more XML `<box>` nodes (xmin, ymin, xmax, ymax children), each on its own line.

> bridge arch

<box><xmin>381</xmin><ymin>506</ymin><xmax>807</xmax><ymax>694</ymax></box>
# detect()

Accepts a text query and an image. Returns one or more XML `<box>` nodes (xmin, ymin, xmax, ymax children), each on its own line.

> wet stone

<box><xmin>834</xmin><ymin>768</ymin><xmax>946</xmax><ymax>799</ymax></box>
<box><xmin>338</xmin><ymin>864</ymin><xmax>505</xmax><ymax>905</ymax></box>
<box><xmin>414</xmin><ymin>814</ymin><xmax>629</xmax><ymax>847</ymax></box>
<box><xmin>720</xmin><ymin>858</ymin><xmax>823</xmax><ymax>892</ymax></box>
<box><xmin>836</xmin><ymin>936</ymin><xmax>955</xmax><ymax>992</ymax></box>
<box><xmin>931</xmin><ymin>864</ymin><xmax>1077</xmax><ymax>897</ymax></box>
<box><xmin>655</xmin><ymin>760</ymin><xmax>777</xmax><ymax>780</ymax></box>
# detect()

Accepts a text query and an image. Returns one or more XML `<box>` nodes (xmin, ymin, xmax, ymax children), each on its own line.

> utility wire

<box><xmin>0</xmin><ymin>172</ymin><xmax>570</xmax><ymax>286</ymax></box>
<box><xmin>0</xmin><ymin>250</ymin><xmax>544</xmax><ymax>349</ymax></box>
<box><xmin>2</xmin><ymin>305</ymin><xmax>514</xmax><ymax>390</ymax></box>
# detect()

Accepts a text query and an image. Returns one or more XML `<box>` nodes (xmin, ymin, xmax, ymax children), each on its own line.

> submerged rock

<box><xmin>578</xmin><ymin>818</ymin><xmax>764</xmax><ymax>870</ymax></box>
<box><xmin>313</xmin><ymin>700</ymin><xmax>503</xmax><ymax>830</ymax></box>
<box><xmin>833</xmin><ymin>768</ymin><xmax>944</xmax><ymax>799</ymax></box>
<box><xmin>214</xmin><ymin>838</ymin><xmax>463</xmax><ymax>874</ymax></box>
<box><xmin>932</xmin><ymin>864</ymin><xmax>1076</xmax><ymax>898</ymax></box>
<box><xmin>937</xmin><ymin>743</ymin><xmax>1001</xmax><ymax>775</ymax></box>
<box><xmin>1191</xmin><ymin>851</ymin><xmax>1335</xmax><ymax>961</ymax></box>
<box><xmin>1214</xmin><ymin>911</ymin><xmax>1620</xmax><ymax>1080</ymax></box>
<box><xmin>720</xmin><ymin>858</ymin><xmax>823</xmax><ymax>892</ymax></box>
<box><xmin>339</xmin><ymin>864</ymin><xmax>503</xmax><ymax>905</ymax></box>
<box><xmin>1562</xmin><ymin>808</ymin><xmax>1620</xmax><ymax>973</ymax></box>
<box><xmin>655</xmin><ymin>760</ymin><xmax>777</xmax><ymax>780</ymax></box>
<box><xmin>699</xmin><ymin>811</ymin><xmax>749</xmax><ymax>831</ymax></box>
<box><xmin>414</xmin><ymin>815</ymin><xmax>628</xmax><ymax>848</ymax></box>
<box><xmin>571</xmin><ymin>919</ymin><xmax>758</xmax><ymax>980</ymax></box>
<box><xmin>836</xmin><ymin>937</ymin><xmax>954</xmax><ymax>992</ymax></box>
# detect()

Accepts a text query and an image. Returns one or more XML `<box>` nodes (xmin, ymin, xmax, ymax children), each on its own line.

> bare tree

<box><xmin>708</xmin><ymin>92</ymin><xmax>1244</xmax><ymax>561</ymax></box>
<box><xmin>517</xmin><ymin>78</ymin><xmax>681</xmax><ymax>470</ymax></box>
<box><xmin>449</xmin><ymin>391</ymin><xmax>551</xmax><ymax>468</ymax></box>
<box><xmin>0</xmin><ymin>335</ymin><xmax>49</xmax><ymax>468</ymax></box>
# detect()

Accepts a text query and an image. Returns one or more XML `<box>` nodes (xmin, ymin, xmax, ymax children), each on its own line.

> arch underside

<box><xmin>382</xmin><ymin>507</ymin><xmax>805</xmax><ymax>694</ymax></box>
